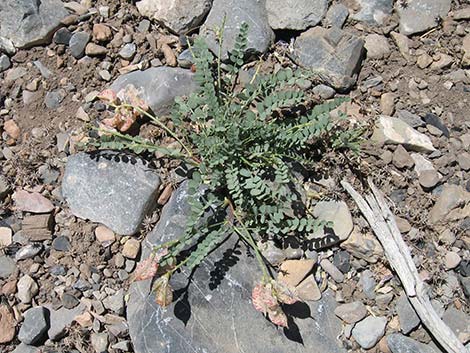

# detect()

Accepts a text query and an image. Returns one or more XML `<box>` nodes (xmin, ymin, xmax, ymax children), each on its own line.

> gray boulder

<box><xmin>386</xmin><ymin>334</ymin><xmax>438</xmax><ymax>353</ymax></box>
<box><xmin>136</xmin><ymin>0</ymin><xmax>212</xmax><ymax>34</ymax></box>
<box><xmin>0</xmin><ymin>0</ymin><xmax>68</xmax><ymax>49</ymax></box>
<box><xmin>350</xmin><ymin>0</ymin><xmax>393</xmax><ymax>25</ymax></box>
<box><xmin>266</xmin><ymin>0</ymin><xmax>328</xmax><ymax>30</ymax></box>
<box><xmin>201</xmin><ymin>0</ymin><xmax>274</xmax><ymax>59</ymax></box>
<box><xmin>398</xmin><ymin>0</ymin><xmax>452</xmax><ymax>36</ymax></box>
<box><xmin>62</xmin><ymin>151</ymin><xmax>161</xmax><ymax>235</ymax></box>
<box><xmin>127</xmin><ymin>182</ymin><xmax>346</xmax><ymax>353</ymax></box>
<box><xmin>110</xmin><ymin>67</ymin><xmax>197</xmax><ymax>115</ymax></box>
<box><xmin>292</xmin><ymin>27</ymin><xmax>364</xmax><ymax>90</ymax></box>
<box><xmin>18</xmin><ymin>307</ymin><xmax>49</xmax><ymax>345</ymax></box>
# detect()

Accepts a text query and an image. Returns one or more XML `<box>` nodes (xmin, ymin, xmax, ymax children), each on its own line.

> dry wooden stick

<box><xmin>341</xmin><ymin>178</ymin><xmax>467</xmax><ymax>353</ymax></box>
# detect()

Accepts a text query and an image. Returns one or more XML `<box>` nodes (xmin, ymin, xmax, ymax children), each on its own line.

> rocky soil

<box><xmin>0</xmin><ymin>0</ymin><xmax>470</xmax><ymax>352</ymax></box>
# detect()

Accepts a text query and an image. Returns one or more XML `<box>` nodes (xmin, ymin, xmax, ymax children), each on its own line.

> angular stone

<box><xmin>62</xmin><ymin>151</ymin><xmax>161</xmax><ymax>235</ymax></box>
<box><xmin>119</xmin><ymin>43</ymin><xmax>137</xmax><ymax>60</ymax></box>
<box><xmin>411</xmin><ymin>153</ymin><xmax>435</xmax><ymax>175</ymax></box>
<box><xmin>110</xmin><ymin>67</ymin><xmax>197</xmax><ymax>115</ymax></box>
<box><xmin>52</xmin><ymin>236</ymin><xmax>71</xmax><ymax>252</ymax></box>
<box><xmin>430</xmin><ymin>53</ymin><xmax>453</xmax><ymax>71</ymax></box>
<box><xmin>0</xmin><ymin>54</ymin><xmax>11</xmax><ymax>72</ymax></box>
<box><xmin>292</xmin><ymin>27</ymin><xmax>364</xmax><ymax>90</ymax></box>
<box><xmin>278</xmin><ymin>259</ymin><xmax>315</xmax><ymax>287</ymax></box>
<box><xmin>0</xmin><ymin>175</ymin><xmax>11</xmax><ymax>201</ymax></box>
<box><xmin>372</xmin><ymin>116</ymin><xmax>435</xmax><ymax>153</ymax></box>
<box><xmin>463</xmin><ymin>35</ymin><xmax>470</xmax><ymax>67</ymax></box>
<box><xmin>359</xmin><ymin>270</ymin><xmax>376</xmax><ymax>300</ymax></box>
<box><xmin>18</xmin><ymin>306</ymin><xmax>49</xmax><ymax>345</ymax></box>
<box><xmin>91</xmin><ymin>332</ymin><xmax>109</xmax><ymax>353</ymax></box>
<box><xmin>0</xmin><ymin>227</ymin><xmax>13</xmax><ymax>247</ymax></box>
<box><xmin>17</xmin><ymin>275</ymin><xmax>38</xmax><ymax>304</ymax></box>
<box><xmin>45</xmin><ymin>89</ymin><xmax>66</xmax><ymax>109</ymax></box>
<box><xmin>350</xmin><ymin>0</ymin><xmax>393</xmax><ymax>25</ymax></box>
<box><xmin>324</xmin><ymin>4</ymin><xmax>349</xmax><ymax>28</ymax></box>
<box><xmin>201</xmin><ymin>0</ymin><xmax>274</xmax><ymax>59</ymax></box>
<box><xmin>398</xmin><ymin>0</ymin><xmax>452</xmax><ymax>36</ymax></box>
<box><xmin>4</xmin><ymin>119</ymin><xmax>20</xmax><ymax>139</ymax></box>
<box><xmin>364</xmin><ymin>34</ymin><xmax>390</xmax><ymax>59</ymax></box>
<box><xmin>47</xmin><ymin>303</ymin><xmax>87</xmax><ymax>341</ymax></box>
<box><xmin>444</xmin><ymin>251</ymin><xmax>461</xmax><ymax>270</ymax></box>
<box><xmin>21</xmin><ymin>214</ymin><xmax>54</xmax><ymax>241</ymax></box>
<box><xmin>393</xmin><ymin>145</ymin><xmax>414</xmax><ymax>169</ymax></box>
<box><xmin>334</xmin><ymin>301</ymin><xmax>367</xmax><ymax>324</ymax></box>
<box><xmin>85</xmin><ymin>43</ymin><xmax>107</xmax><ymax>56</ymax></box>
<box><xmin>453</xmin><ymin>8</ymin><xmax>470</xmax><ymax>20</ymax></box>
<box><xmin>69</xmin><ymin>31</ymin><xmax>90</xmax><ymax>59</ymax></box>
<box><xmin>136</xmin><ymin>0</ymin><xmax>212</xmax><ymax>34</ymax></box>
<box><xmin>103</xmin><ymin>289</ymin><xmax>125</xmax><ymax>315</ymax></box>
<box><xmin>0</xmin><ymin>0</ymin><xmax>68</xmax><ymax>48</ymax></box>
<box><xmin>296</xmin><ymin>274</ymin><xmax>321</xmax><ymax>301</ymax></box>
<box><xmin>396</xmin><ymin>110</ymin><xmax>424</xmax><ymax>128</ymax></box>
<box><xmin>429</xmin><ymin>184</ymin><xmax>470</xmax><ymax>224</ymax></box>
<box><xmin>352</xmin><ymin>316</ymin><xmax>387</xmax><ymax>349</ymax></box>
<box><xmin>396</xmin><ymin>293</ymin><xmax>420</xmax><ymax>334</ymax></box>
<box><xmin>266</xmin><ymin>0</ymin><xmax>328</xmax><ymax>30</ymax></box>
<box><xmin>341</xmin><ymin>228</ymin><xmax>383</xmax><ymax>263</ymax></box>
<box><xmin>95</xmin><ymin>225</ymin><xmax>115</xmax><ymax>245</ymax></box>
<box><xmin>313</xmin><ymin>200</ymin><xmax>353</xmax><ymax>241</ymax></box>
<box><xmin>13</xmin><ymin>190</ymin><xmax>54</xmax><ymax>213</ymax></box>
<box><xmin>320</xmin><ymin>259</ymin><xmax>344</xmax><ymax>283</ymax></box>
<box><xmin>0</xmin><ymin>256</ymin><xmax>17</xmax><ymax>279</ymax></box>
<box><xmin>122</xmin><ymin>238</ymin><xmax>140</xmax><ymax>259</ymax></box>
<box><xmin>259</xmin><ymin>240</ymin><xmax>286</xmax><ymax>266</ymax></box>
<box><xmin>386</xmin><ymin>334</ymin><xmax>438</xmax><ymax>353</ymax></box>
<box><xmin>127</xmin><ymin>182</ymin><xmax>346</xmax><ymax>353</ymax></box>
<box><xmin>92</xmin><ymin>23</ymin><xmax>112</xmax><ymax>42</ymax></box>
<box><xmin>442</xmin><ymin>307</ymin><xmax>470</xmax><ymax>340</ymax></box>
<box><xmin>53</xmin><ymin>28</ymin><xmax>72</xmax><ymax>45</ymax></box>
<box><xmin>390</xmin><ymin>31</ymin><xmax>411</xmax><ymax>60</ymax></box>
<box><xmin>0</xmin><ymin>303</ymin><xmax>16</xmax><ymax>343</ymax></box>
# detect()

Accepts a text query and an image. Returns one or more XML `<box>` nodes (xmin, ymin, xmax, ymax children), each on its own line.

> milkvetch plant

<box><xmin>90</xmin><ymin>22</ymin><xmax>361</xmax><ymax>327</ymax></box>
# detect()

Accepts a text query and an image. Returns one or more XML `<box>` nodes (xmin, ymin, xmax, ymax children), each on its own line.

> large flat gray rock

<box><xmin>136</xmin><ymin>0</ymin><xmax>212</xmax><ymax>34</ymax></box>
<box><xmin>292</xmin><ymin>27</ymin><xmax>364</xmax><ymax>90</ymax></box>
<box><xmin>128</xmin><ymin>182</ymin><xmax>346</xmax><ymax>353</ymax></box>
<box><xmin>386</xmin><ymin>334</ymin><xmax>438</xmax><ymax>353</ymax></box>
<box><xmin>0</xmin><ymin>0</ymin><xmax>68</xmax><ymax>49</ymax></box>
<box><xmin>266</xmin><ymin>0</ymin><xmax>328</xmax><ymax>30</ymax></box>
<box><xmin>110</xmin><ymin>67</ymin><xmax>197</xmax><ymax>115</ymax></box>
<box><xmin>398</xmin><ymin>0</ymin><xmax>452</xmax><ymax>36</ymax></box>
<box><xmin>62</xmin><ymin>151</ymin><xmax>161</xmax><ymax>235</ymax></box>
<box><xmin>201</xmin><ymin>0</ymin><xmax>274</xmax><ymax>59</ymax></box>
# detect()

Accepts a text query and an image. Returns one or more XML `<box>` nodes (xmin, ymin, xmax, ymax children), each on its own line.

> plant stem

<box><xmin>118</xmin><ymin>104</ymin><xmax>194</xmax><ymax>159</ymax></box>
<box><xmin>227</xmin><ymin>199</ymin><xmax>270</xmax><ymax>280</ymax></box>
<box><xmin>216</xmin><ymin>16</ymin><xmax>227</xmax><ymax>100</ymax></box>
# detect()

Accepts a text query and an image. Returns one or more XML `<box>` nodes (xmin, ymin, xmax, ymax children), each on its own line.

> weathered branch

<box><xmin>341</xmin><ymin>178</ymin><xmax>466</xmax><ymax>353</ymax></box>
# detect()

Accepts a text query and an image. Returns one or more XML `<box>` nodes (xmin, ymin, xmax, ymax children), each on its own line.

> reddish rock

<box><xmin>93</xmin><ymin>24</ymin><xmax>112</xmax><ymax>42</ymax></box>
<box><xmin>3</xmin><ymin>120</ymin><xmax>20</xmax><ymax>140</ymax></box>
<box><xmin>13</xmin><ymin>190</ymin><xmax>54</xmax><ymax>213</ymax></box>
<box><xmin>278</xmin><ymin>259</ymin><xmax>315</xmax><ymax>287</ymax></box>
<box><xmin>0</xmin><ymin>303</ymin><xmax>16</xmax><ymax>343</ymax></box>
